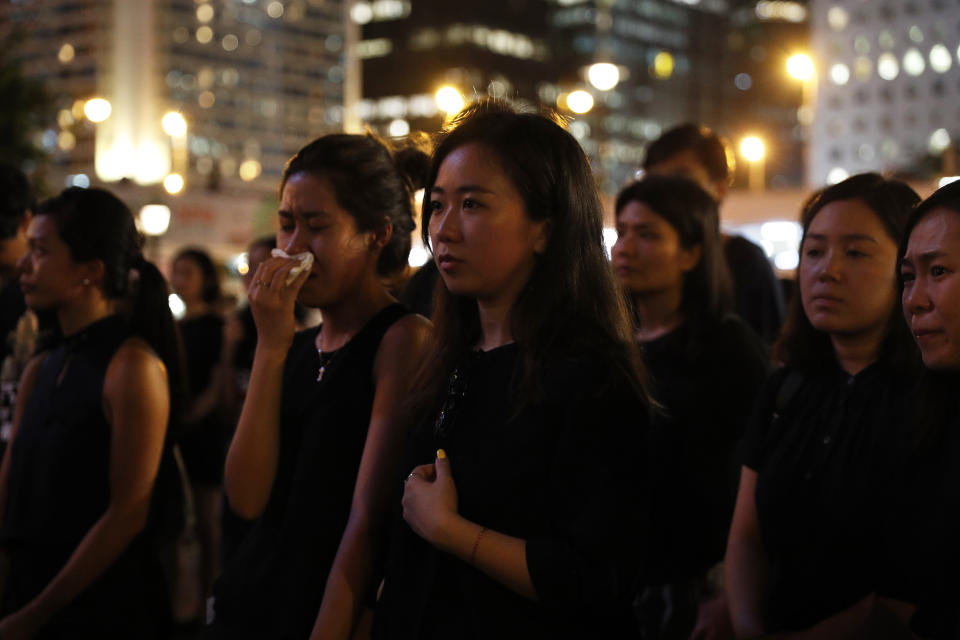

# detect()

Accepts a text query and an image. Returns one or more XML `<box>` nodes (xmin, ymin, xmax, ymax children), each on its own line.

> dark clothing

<box><xmin>639</xmin><ymin>316</ymin><xmax>769</xmax><ymax>639</ymax></box>
<box><xmin>724</xmin><ymin>235</ymin><xmax>785</xmax><ymax>345</ymax></box>
<box><xmin>178</xmin><ymin>312</ymin><xmax>225</xmax><ymax>486</ymax></box>
<box><xmin>399</xmin><ymin>261</ymin><xmax>439</xmax><ymax>319</ymax></box>
<box><xmin>741</xmin><ymin>359</ymin><xmax>916</xmax><ymax>632</ymax></box>
<box><xmin>642</xmin><ymin>316</ymin><xmax>769</xmax><ymax>585</ymax></box>
<box><xmin>374</xmin><ymin>345</ymin><xmax>649</xmax><ymax>639</ymax></box>
<box><xmin>0</xmin><ymin>280</ymin><xmax>26</xmax><ymax>365</ymax></box>
<box><xmin>884</xmin><ymin>375</ymin><xmax>960</xmax><ymax>639</ymax></box>
<box><xmin>0</xmin><ymin>315</ymin><xmax>169</xmax><ymax>638</ymax></box>
<box><xmin>209</xmin><ymin>304</ymin><xmax>409</xmax><ymax>640</ymax></box>
<box><xmin>0</xmin><ymin>280</ymin><xmax>30</xmax><ymax>448</ymax></box>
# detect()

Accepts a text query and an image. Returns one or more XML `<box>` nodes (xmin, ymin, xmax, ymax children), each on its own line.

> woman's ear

<box><xmin>368</xmin><ymin>216</ymin><xmax>393</xmax><ymax>254</ymax></box>
<box><xmin>678</xmin><ymin>244</ymin><xmax>702</xmax><ymax>273</ymax></box>
<box><xmin>79</xmin><ymin>259</ymin><xmax>106</xmax><ymax>289</ymax></box>
<box><xmin>534</xmin><ymin>220</ymin><xmax>552</xmax><ymax>255</ymax></box>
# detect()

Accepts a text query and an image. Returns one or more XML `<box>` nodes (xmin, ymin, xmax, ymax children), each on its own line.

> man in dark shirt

<box><xmin>0</xmin><ymin>163</ymin><xmax>35</xmax><ymax>449</ymax></box>
<box><xmin>643</xmin><ymin>124</ymin><xmax>786</xmax><ymax>344</ymax></box>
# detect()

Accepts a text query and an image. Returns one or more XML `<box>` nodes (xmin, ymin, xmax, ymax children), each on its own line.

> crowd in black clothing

<box><xmin>0</xmin><ymin>101</ymin><xmax>959</xmax><ymax>640</ymax></box>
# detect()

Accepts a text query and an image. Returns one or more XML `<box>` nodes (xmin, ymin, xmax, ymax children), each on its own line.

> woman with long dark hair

<box><xmin>611</xmin><ymin>176</ymin><xmax>768</xmax><ymax>639</ymax></box>
<box><xmin>207</xmin><ymin>133</ymin><xmax>430</xmax><ymax>640</ymax></box>
<box><xmin>895</xmin><ymin>178</ymin><xmax>960</xmax><ymax>639</ymax></box>
<box><xmin>0</xmin><ymin>187</ymin><xmax>181</xmax><ymax>638</ymax></box>
<box><xmin>373</xmin><ymin>100</ymin><xmax>651</xmax><ymax>638</ymax></box>
<box><xmin>725</xmin><ymin>173</ymin><xmax>921</xmax><ymax>637</ymax></box>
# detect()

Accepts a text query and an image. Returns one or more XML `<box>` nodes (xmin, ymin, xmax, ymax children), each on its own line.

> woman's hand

<box><xmin>247</xmin><ymin>256</ymin><xmax>310</xmax><ymax>354</ymax></box>
<box><xmin>401</xmin><ymin>450</ymin><xmax>460</xmax><ymax>550</ymax></box>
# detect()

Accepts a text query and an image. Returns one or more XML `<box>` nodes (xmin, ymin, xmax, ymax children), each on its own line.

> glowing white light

<box><xmin>163</xmin><ymin>173</ymin><xmax>185</xmax><ymax>195</ymax></box>
<box><xmin>761</xmin><ymin>221</ymin><xmax>801</xmax><ymax>244</ymax></box>
<box><xmin>239</xmin><ymin>160</ymin><xmax>262</xmax><ymax>182</ymax></box>
<box><xmin>66</xmin><ymin>174</ymin><xmax>90</xmax><ymax>188</ymax></box>
<box><xmin>161</xmin><ymin>112</ymin><xmax>187</xmax><ymax>137</ymax></box>
<box><xmin>878</xmin><ymin>53</ymin><xmax>899</xmax><ymax>80</ymax></box>
<box><xmin>827</xmin><ymin>167</ymin><xmax>849</xmax><ymax>185</ymax></box>
<box><xmin>388</xmin><ymin>118</ymin><xmax>410</xmax><ymax>137</ymax></box>
<box><xmin>234</xmin><ymin>253</ymin><xmax>250</xmax><ymax>276</ymax></box>
<box><xmin>740</xmin><ymin>136</ymin><xmax>765</xmax><ymax>163</ymax></box>
<box><xmin>168</xmin><ymin>294</ymin><xmax>186</xmax><ymax>319</ymax></box>
<box><xmin>929</xmin><ymin>44</ymin><xmax>952</xmax><ymax>73</ymax></box>
<box><xmin>350</xmin><ymin>2</ymin><xmax>373</xmax><ymax>23</ymax></box>
<box><xmin>774</xmin><ymin>250</ymin><xmax>800</xmax><ymax>271</ymax></box>
<box><xmin>83</xmin><ymin>98</ymin><xmax>112</xmax><ymax>122</ymax></box>
<box><xmin>414</xmin><ymin>188</ymin><xmax>425</xmax><ymax>210</ymax></box>
<box><xmin>903</xmin><ymin>48</ymin><xmax>925</xmax><ymax>76</ymax></box>
<box><xmin>939</xmin><ymin>176</ymin><xmax>960</xmax><ymax>188</ymax></box>
<box><xmin>139</xmin><ymin>204</ymin><xmax>171</xmax><ymax>236</ymax></box>
<box><xmin>565</xmin><ymin>90</ymin><xmax>594</xmax><ymax>114</ymax></box>
<box><xmin>929</xmin><ymin>129</ymin><xmax>951</xmax><ymax>154</ymax></box>
<box><xmin>196</xmin><ymin>3</ymin><xmax>214</xmax><ymax>22</ymax></box>
<box><xmin>408</xmin><ymin>244</ymin><xmax>430</xmax><ymax>268</ymax></box>
<box><xmin>829</xmin><ymin>63</ymin><xmax>850</xmax><ymax>85</ymax></box>
<box><xmin>435</xmin><ymin>86</ymin><xmax>465</xmax><ymax>115</ymax></box>
<box><xmin>58</xmin><ymin>43</ymin><xmax>75</xmax><ymax>63</ymax></box>
<box><xmin>786</xmin><ymin>54</ymin><xmax>815</xmax><ymax>81</ymax></box>
<box><xmin>266</xmin><ymin>1</ymin><xmax>284</xmax><ymax>18</ymax></box>
<box><xmin>602</xmin><ymin>227</ymin><xmax>618</xmax><ymax>259</ymax></box>
<box><xmin>587</xmin><ymin>62</ymin><xmax>620</xmax><ymax>91</ymax></box>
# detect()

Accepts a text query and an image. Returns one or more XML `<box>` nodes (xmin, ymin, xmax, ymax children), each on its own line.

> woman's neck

<box><xmin>632</xmin><ymin>288</ymin><xmax>684</xmax><ymax>342</ymax></box>
<box><xmin>476</xmin><ymin>298</ymin><xmax>515</xmax><ymax>352</ymax></box>
<box><xmin>58</xmin><ymin>297</ymin><xmax>116</xmax><ymax>338</ymax></box>
<box><xmin>831</xmin><ymin>324</ymin><xmax>886</xmax><ymax>376</ymax></box>
<box><xmin>316</xmin><ymin>279</ymin><xmax>394</xmax><ymax>352</ymax></box>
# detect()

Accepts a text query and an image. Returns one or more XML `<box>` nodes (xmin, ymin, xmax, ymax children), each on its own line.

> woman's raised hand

<box><xmin>247</xmin><ymin>255</ymin><xmax>311</xmax><ymax>354</ymax></box>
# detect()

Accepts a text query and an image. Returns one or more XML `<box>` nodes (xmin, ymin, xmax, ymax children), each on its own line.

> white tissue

<box><xmin>271</xmin><ymin>249</ymin><xmax>315</xmax><ymax>285</ymax></box>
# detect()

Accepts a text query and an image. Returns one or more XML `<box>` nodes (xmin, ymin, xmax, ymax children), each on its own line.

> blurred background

<box><xmin>2</xmin><ymin>0</ymin><xmax>958</xmax><ymax>307</ymax></box>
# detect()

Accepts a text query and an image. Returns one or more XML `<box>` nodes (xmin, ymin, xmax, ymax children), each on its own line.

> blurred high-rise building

<box><xmin>2</xmin><ymin>0</ymin><xmax>351</xmax><ymax>198</ymax></box>
<box><xmin>355</xmin><ymin>0</ymin><xmax>809</xmax><ymax>195</ymax></box>
<box><xmin>810</xmin><ymin>0</ymin><xmax>960</xmax><ymax>186</ymax></box>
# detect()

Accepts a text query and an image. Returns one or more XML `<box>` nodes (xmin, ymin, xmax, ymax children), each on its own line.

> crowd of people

<box><xmin>0</xmin><ymin>98</ymin><xmax>957</xmax><ymax>639</ymax></box>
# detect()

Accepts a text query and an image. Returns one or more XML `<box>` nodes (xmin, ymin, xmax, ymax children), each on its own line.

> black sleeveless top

<box><xmin>210</xmin><ymin>303</ymin><xmax>410</xmax><ymax>640</ymax></box>
<box><xmin>0</xmin><ymin>314</ymin><xmax>168</xmax><ymax>638</ymax></box>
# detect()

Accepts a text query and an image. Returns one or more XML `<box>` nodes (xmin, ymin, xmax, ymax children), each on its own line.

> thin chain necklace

<box><xmin>316</xmin><ymin>346</ymin><xmax>335</xmax><ymax>381</ymax></box>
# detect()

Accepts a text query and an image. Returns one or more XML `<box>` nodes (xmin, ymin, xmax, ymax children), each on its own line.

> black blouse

<box><xmin>740</xmin><ymin>359</ymin><xmax>917</xmax><ymax>632</ymax></box>
<box><xmin>209</xmin><ymin>304</ymin><xmax>409</xmax><ymax>640</ymax></box>
<box><xmin>642</xmin><ymin>315</ymin><xmax>769</xmax><ymax>585</ymax></box>
<box><xmin>373</xmin><ymin>344</ymin><xmax>649</xmax><ymax>639</ymax></box>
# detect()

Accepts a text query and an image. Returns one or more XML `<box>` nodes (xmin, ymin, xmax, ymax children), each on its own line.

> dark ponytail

<box><xmin>35</xmin><ymin>188</ymin><xmax>186</xmax><ymax>433</ymax></box>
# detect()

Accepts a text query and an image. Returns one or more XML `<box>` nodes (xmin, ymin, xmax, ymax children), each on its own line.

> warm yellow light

<box><xmin>239</xmin><ymin>160</ymin><xmax>262</xmax><ymax>182</ymax></box>
<box><xmin>587</xmin><ymin>62</ymin><xmax>620</xmax><ymax>91</ymax></box>
<box><xmin>565</xmin><ymin>90</ymin><xmax>594</xmax><ymax>114</ymax></box>
<box><xmin>57</xmin><ymin>109</ymin><xmax>75</xmax><ymax>128</ymax></box>
<box><xmin>162</xmin><ymin>112</ymin><xmax>188</xmax><ymax>137</ymax></box>
<box><xmin>653</xmin><ymin>51</ymin><xmax>675</xmax><ymax>79</ymax></box>
<box><xmin>435</xmin><ymin>86</ymin><xmax>465</xmax><ymax>116</ymax></box>
<box><xmin>163</xmin><ymin>173</ymin><xmax>185</xmax><ymax>195</ymax></box>
<box><xmin>58</xmin><ymin>43</ymin><xmax>75</xmax><ymax>63</ymax></box>
<box><xmin>196</xmin><ymin>3</ymin><xmax>214</xmax><ymax>22</ymax></box>
<box><xmin>740</xmin><ymin>136</ymin><xmax>766</xmax><ymax>163</ymax></box>
<box><xmin>196</xmin><ymin>26</ymin><xmax>213</xmax><ymax>44</ymax></box>
<box><xmin>198</xmin><ymin>91</ymin><xmax>216</xmax><ymax>108</ymax></box>
<box><xmin>83</xmin><ymin>98</ymin><xmax>112</xmax><ymax>123</ymax></box>
<box><xmin>786</xmin><ymin>53</ymin><xmax>815</xmax><ymax>81</ymax></box>
<box><xmin>57</xmin><ymin>131</ymin><xmax>76</xmax><ymax>151</ymax></box>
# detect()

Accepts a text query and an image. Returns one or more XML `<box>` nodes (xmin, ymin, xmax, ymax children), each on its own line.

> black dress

<box><xmin>373</xmin><ymin>344</ymin><xmax>649</xmax><ymax>640</ymax></box>
<box><xmin>0</xmin><ymin>315</ymin><xmax>169</xmax><ymax>638</ymax></box>
<box><xmin>178</xmin><ymin>312</ymin><xmax>225</xmax><ymax>486</ymax></box>
<box><xmin>740</xmin><ymin>358</ymin><xmax>917</xmax><ymax>632</ymax></box>
<box><xmin>638</xmin><ymin>316</ymin><xmax>769</xmax><ymax>636</ymax></box>
<box><xmin>208</xmin><ymin>303</ymin><xmax>409</xmax><ymax>640</ymax></box>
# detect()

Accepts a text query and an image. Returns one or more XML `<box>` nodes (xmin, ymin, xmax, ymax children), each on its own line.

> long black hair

<box><xmin>614</xmin><ymin>175</ymin><xmax>732</xmax><ymax>352</ymax></box>
<box><xmin>173</xmin><ymin>247</ymin><xmax>221</xmax><ymax>305</ymax></box>
<box><xmin>773</xmin><ymin>173</ymin><xmax>920</xmax><ymax>371</ymax></box>
<box><xmin>411</xmin><ymin>99</ymin><xmax>649</xmax><ymax>417</ymax></box>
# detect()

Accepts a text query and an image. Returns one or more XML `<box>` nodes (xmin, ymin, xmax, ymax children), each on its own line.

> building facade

<box><xmin>810</xmin><ymin>0</ymin><xmax>960</xmax><ymax>186</ymax></box>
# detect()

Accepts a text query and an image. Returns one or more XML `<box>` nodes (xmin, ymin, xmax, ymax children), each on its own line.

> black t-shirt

<box><xmin>741</xmin><ymin>359</ymin><xmax>917</xmax><ymax>632</ymax></box>
<box><xmin>642</xmin><ymin>315</ymin><xmax>770</xmax><ymax>585</ymax></box>
<box><xmin>374</xmin><ymin>345</ymin><xmax>650</xmax><ymax>640</ymax></box>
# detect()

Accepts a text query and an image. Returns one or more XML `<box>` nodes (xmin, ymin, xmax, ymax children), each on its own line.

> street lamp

<box><xmin>786</xmin><ymin>53</ymin><xmax>817</xmax><ymax>186</ymax></box>
<box><xmin>740</xmin><ymin>136</ymin><xmax>766</xmax><ymax>192</ymax></box>
<box><xmin>435</xmin><ymin>86</ymin><xmax>465</xmax><ymax>119</ymax></box>
<box><xmin>565</xmin><ymin>90</ymin><xmax>594</xmax><ymax>115</ymax></box>
<box><xmin>587</xmin><ymin>63</ymin><xmax>620</xmax><ymax>91</ymax></box>
<box><xmin>83</xmin><ymin>98</ymin><xmax>112</xmax><ymax>123</ymax></box>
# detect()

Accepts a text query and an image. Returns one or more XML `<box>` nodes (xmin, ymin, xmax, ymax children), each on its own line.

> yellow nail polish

<box><xmin>437</xmin><ymin>449</ymin><xmax>447</xmax><ymax>459</ymax></box>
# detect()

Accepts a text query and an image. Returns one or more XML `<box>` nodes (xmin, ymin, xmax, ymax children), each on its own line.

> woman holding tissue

<box><xmin>206</xmin><ymin>134</ymin><xmax>431</xmax><ymax>640</ymax></box>
<box><xmin>372</xmin><ymin>100</ymin><xmax>651</xmax><ymax>639</ymax></box>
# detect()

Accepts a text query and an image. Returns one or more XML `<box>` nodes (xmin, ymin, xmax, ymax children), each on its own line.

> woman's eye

<box><xmin>429</xmin><ymin>200</ymin><xmax>443</xmax><ymax>212</ymax></box>
<box><xmin>463</xmin><ymin>198</ymin><xmax>479</xmax><ymax>210</ymax></box>
<box><xmin>901</xmin><ymin>271</ymin><xmax>915</xmax><ymax>283</ymax></box>
<box><xmin>804</xmin><ymin>248</ymin><xmax>823</xmax><ymax>257</ymax></box>
<box><xmin>932</xmin><ymin>265</ymin><xmax>947</xmax><ymax>277</ymax></box>
<box><xmin>847</xmin><ymin>249</ymin><xmax>868</xmax><ymax>258</ymax></box>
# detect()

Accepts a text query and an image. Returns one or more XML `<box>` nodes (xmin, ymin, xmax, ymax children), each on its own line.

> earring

<box><xmin>82</xmin><ymin>278</ymin><xmax>91</xmax><ymax>286</ymax></box>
